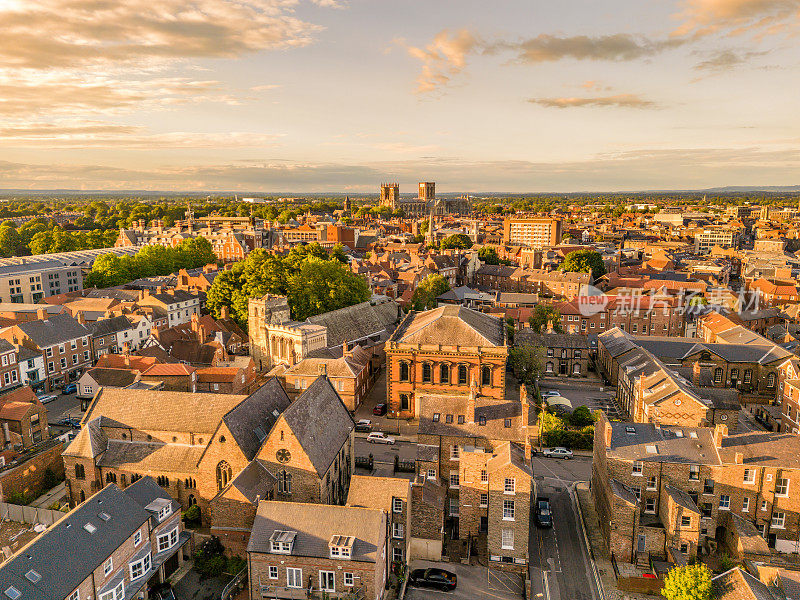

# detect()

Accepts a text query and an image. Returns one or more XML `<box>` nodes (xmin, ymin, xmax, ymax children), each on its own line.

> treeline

<box><xmin>84</xmin><ymin>238</ymin><xmax>218</xmax><ymax>289</ymax></box>
<box><xmin>0</xmin><ymin>218</ymin><xmax>117</xmax><ymax>257</ymax></box>
<box><xmin>206</xmin><ymin>243</ymin><xmax>370</xmax><ymax>327</ymax></box>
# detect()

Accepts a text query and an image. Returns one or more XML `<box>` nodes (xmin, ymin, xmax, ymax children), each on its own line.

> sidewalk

<box><xmin>575</xmin><ymin>482</ymin><xmax>653</xmax><ymax>600</ymax></box>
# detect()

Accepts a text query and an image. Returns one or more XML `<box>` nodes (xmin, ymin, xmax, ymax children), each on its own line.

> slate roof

<box><xmin>229</xmin><ymin>459</ymin><xmax>276</xmax><ymax>504</ymax></box>
<box><xmin>0</xmin><ymin>482</ymin><xmax>156</xmax><ymax>600</ymax></box>
<box><xmin>665</xmin><ymin>485</ymin><xmax>700</xmax><ymax>513</ymax></box>
<box><xmin>418</xmin><ymin>393</ymin><xmax>525</xmax><ymax>442</ymax></box>
<box><xmin>606</xmin><ymin>420</ymin><xmax>721</xmax><ymax>465</ymax></box>
<box><xmin>282</xmin><ymin>376</ymin><xmax>355</xmax><ymax>476</ymax></box>
<box><xmin>248</xmin><ymin>501</ymin><xmax>385</xmax><ymax>563</ymax></box>
<box><xmin>89</xmin><ymin>315</ymin><xmax>133</xmax><ymax>336</ymax></box>
<box><xmin>347</xmin><ymin>475</ymin><xmax>411</xmax><ymax>510</ymax></box>
<box><xmin>17</xmin><ymin>313</ymin><xmax>90</xmax><ymax>346</ymax></box>
<box><xmin>719</xmin><ymin>432</ymin><xmax>800</xmax><ymax>469</ymax></box>
<box><xmin>222</xmin><ymin>378</ymin><xmax>292</xmax><ymax>461</ymax></box>
<box><xmin>83</xmin><ymin>367</ymin><xmax>138</xmax><ymax>388</ymax></box>
<box><xmin>306</xmin><ymin>296</ymin><xmax>400</xmax><ymax>348</ymax></box>
<box><xmin>97</xmin><ymin>440</ymin><xmax>204</xmax><ymax>473</ymax></box>
<box><xmin>712</xmin><ymin>567</ymin><xmax>780</xmax><ymax>600</ymax></box>
<box><xmin>391</xmin><ymin>305</ymin><xmax>505</xmax><ymax>347</ymax></box>
<box><xmin>609</xmin><ymin>478</ymin><xmax>638</xmax><ymax>506</ymax></box>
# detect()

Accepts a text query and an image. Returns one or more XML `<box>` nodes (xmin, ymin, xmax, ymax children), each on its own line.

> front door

<box><xmin>480</xmin><ymin>516</ymin><xmax>488</xmax><ymax>533</ymax></box>
<box><xmin>559</xmin><ymin>362</ymin><xmax>568</xmax><ymax>375</ymax></box>
<box><xmin>768</xmin><ymin>533</ymin><xmax>777</xmax><ymax>549</ymax></box>
<box><xmin>637</xmin><ymin>535</ymin><xmax>646</xmax><ymax>552</ymax></box>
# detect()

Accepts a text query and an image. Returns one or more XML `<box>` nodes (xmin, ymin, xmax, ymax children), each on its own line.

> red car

<box><xmin>373</xmin><ymin>403</ymin><xmax>387</xmax><ymax>416</ymax></box>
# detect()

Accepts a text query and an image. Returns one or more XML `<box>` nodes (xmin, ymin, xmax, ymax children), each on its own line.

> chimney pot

<box><xmin>735</xmin><ymin>452</ymin><xmax>743</xmax><ymax>464</ymax></box>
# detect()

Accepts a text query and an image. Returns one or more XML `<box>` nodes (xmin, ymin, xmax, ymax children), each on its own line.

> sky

<box><xmin>0</xmin><ymin>0</ymin><xmax>799</xmax><ymax>193</ymax></box>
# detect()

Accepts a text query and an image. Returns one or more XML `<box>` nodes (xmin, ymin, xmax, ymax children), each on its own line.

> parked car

<box><xmin>366</xmin><ymin>432</ymin><xmax>395</xmax><ymax>445</ymax></box>
<box><xmin>542</xmin><ymin>390</ymin><xmax>561</xmax><ymax>397</ymax></box>
<box><xmin>372</xmin><ymin>403</ymin><xmax>387</xmax><ymax>416</ymax></box>
<box><xmin>57</xmin><ymin>417</ymin><xmax>81</xmax><ymax>428</ymax></box>
<box><xmin>542</xmin><ymin>447</ymin><xmax>573</xmax><ymax>459</ymax></box>
<box><xmin>36</xmin><ymin>393</ymin><xmax>59</xmax><ymax>404</ymax></box>
<box><xmin>151</xmin><ymin>584</ymin><xmax>176</xmax><ymax>600</ymax></box>
<box><xmin>408</xmin><ymin>568</ymin><xmax>457</xmax><ymax>591</ymax></box>
<box><xmin>535</xmin><ymin>497</ymin><xmax>552</xmax><ymax>528</ymax></box>
<box><xmin>62</xmin><ymin>383</ymin><xmax>77</xmax><ymax>395</ymax></box>
<box><xmin>354</xmin><ymin>419</ymin><xmax>373</xmax><ymax>433</ymax></box>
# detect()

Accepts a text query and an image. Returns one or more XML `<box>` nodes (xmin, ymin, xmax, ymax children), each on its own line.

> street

<box><xmin>529</xmin><ymin>455</ymin><xmax>600</xmax><ymax>600</ymax></box>
<box><xmin>354</xmin><ymin>436</ymin><xmax>417</xmax><ymax>464</ymax></box>
<box><xmin>43</xmin><ymin>391</ymin><xmax>84</xmax><ymax>436</ymax></box>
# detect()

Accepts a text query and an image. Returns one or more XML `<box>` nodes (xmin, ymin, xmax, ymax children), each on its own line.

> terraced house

<box><xmin>592</xmin><ymin>413</ymin><xmax>800</xmax><ymax>566</ymax></box>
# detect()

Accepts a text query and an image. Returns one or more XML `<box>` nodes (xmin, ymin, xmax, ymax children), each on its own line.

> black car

<box><xmin>408</xmin><ymin>568</ymin><xmax>457</xmax><ymax>591</ymax></box>
<box><xmin>151</xmin><ymin>584</ymin><xmax>176</xmax><ymax>600</ymax></box>
<box><xmin>535</xmin><ymin>497</ymin><xmax>552</xmax><ymax>528</ymax></box>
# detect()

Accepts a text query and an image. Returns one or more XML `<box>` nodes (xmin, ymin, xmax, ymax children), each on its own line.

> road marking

<box><xmin>533</xmin><ymin>457</ymin><xmax>569</xmax><ymax>488</ymax></box>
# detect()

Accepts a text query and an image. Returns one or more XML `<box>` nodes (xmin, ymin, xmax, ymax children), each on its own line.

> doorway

<box><xmin>637</xmin><ymin>535</ymin><xmax>646</xmax><ymax>553</ymax></box>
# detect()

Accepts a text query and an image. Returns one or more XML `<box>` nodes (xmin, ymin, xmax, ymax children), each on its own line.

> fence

<box><xmin>1</xmin><ymin>502</ymin><xmax>64</xmax><ymax>526</ymax></box>
<box><xmin>616</xmin><ymin>577</ymin><xmax>664</xmax><ymax>595</ymax></box>
<box><xmin>221</xmin><ymin>566</ymin><xmax>248</xmax><ymax>600</ymax></box>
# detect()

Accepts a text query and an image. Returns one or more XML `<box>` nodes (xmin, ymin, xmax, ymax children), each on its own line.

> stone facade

<box><xmin>247</xmin><ymin>294</ymin><xmax>292</xmax><ymax>371</ymax></box>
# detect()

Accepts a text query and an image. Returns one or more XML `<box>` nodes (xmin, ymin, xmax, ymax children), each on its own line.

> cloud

<box><xmin>693</xmin><ymin>49</ymin><xmax>770</xmax><ymax>70</ymax></box>
<box><xmin>397</xmin><ymin>29</ymin><xmax>479</xmax><ymax>94</ymax></box>
<box><xmin>0</xmin><ymin>0</ymin><xmax>322</xmax><ymax>71</ymax></box>
<box><xmin>672</xmin><ymin>0</ymin><xmax>800</xmax><ymax>38</ymax></box>
<box><xmin>498</xmin><ymin>34</ymin><xmax>685</xmax><ymax>64</ymax></box>
<box><xmin>0</xmin><ymin>147</ymin><xmax>798</xmax><ymax>192</ymax></box>
<box><xmin>527</xmin><ymin>94</ymin><xmax>658</xmax><ymax>109</ymax></box>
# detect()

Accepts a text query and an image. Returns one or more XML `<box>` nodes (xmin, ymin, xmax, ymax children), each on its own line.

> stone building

<box><xmin>514</xmin><ymin>330</ymin><xmax>590</xmax><ymax>378</ymax></box>
<box><xmin>386</xmin><ymin>305</ymin><xmax>507</xmax><ymax>419</ymax></box>
<box><xmin>247</xmin><ymin>294</ymin><xmax>293</xmax><ymax>371</ymax></box>
<box><xmin>247</xmin><ymin>501</ymin><xmax>387</xmax><ymax>600</ymax></box>
<box><xmin>592</xmin><ymin>413</ymin><xmax>800</xmax><ymax>565</ymax></box>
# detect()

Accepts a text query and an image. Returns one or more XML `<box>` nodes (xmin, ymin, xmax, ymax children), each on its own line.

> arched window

<box><xmin>573</xmin><ymin>363</ymin><xmax>581</xmax><ymax>375</ymax></box>
<box><xmin>216</xmin><ymin>461</ymin><xmax>232</xmax><ymax>491</ymax></box>
<box><xmin>278</xmin><ymin>470</ymin><xmax>292</xmax><ymax>494</ymax></box>
<box><xmin>188</xmin><ymin>494</ymin><xmax>197</xmax><ymax>507</ymax></box>
<box><xmin>440</xmin><ymin>363</ymin><xmax>450</xmax><ymax>384</ymax></box>
<box><xmin>481</xmin><ymin>365</ymin><xmax>492</xmax><ymax>386</ymax></box>
<box><xmin>75</xmin><ymin>464</ymin><xmax>85</xmax><ymax>480</ymax></box>
<box><xmin>105</xmin><ymin>472</ymin><xmax>116</xmax><ymax>484</ymax></box>
<box><xmin>767</xmin><ymin>372</ymin><xmax>777</xmax><ymax>388</ymax></box>
<box><xmin>458</xmin><ymin>364</ymin><xmax>468</xmax><ymax>385</ymax></box>
<box><xmin>79</xmin><ymin>490</ymin><xmax>86</xmax><ymax>503</ymax></box>
<box><xmin>714</xmin><ymin>368</ymin><xmax>724</xmax><ymax>384</ymax></box>
<box><xmin>400</xmin><ymin>394</ymin><xmax>409</xmax><ymax>411</ymax></box>
<box><xmin>399</xmin><ymin>362</ymin><xmax>410</xmax><ymax>382</ymax></box>
<box><xmin>546</xmin><ymin>362</ymin><xmax>554</xmax><ymax>374</ymax></box>
<box><xmin>422</xmin><ymin>363</ymin><xmax>432</xmax><ymax>383</ymax></box>
<box><xmin>120</xmin><ymin>474</ymin><xmax>127</xmax><ymax>487</ymax></box>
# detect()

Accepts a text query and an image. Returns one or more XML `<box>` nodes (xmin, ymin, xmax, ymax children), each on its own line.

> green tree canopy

<box><xmin>662</xmin><ymin>564</ymin><xmax>712</xmax><ymax>600</ymax></box>
<box><xmin>478</xmin><ymin>246</ymin><xmax>500</xmax><ymax>265</ymax></box>
<box><xmin>287</xmin><ymin>258</ymin><xmax>370</xmax><ymax>321</ymax></box>
<box><xmin>528</xmin><ymin>305</ymin><xmax>563</xmax><ymax>333</ymax></box>
<box><xmin>509</xmin><ymin>345</ymin><xmax>545</xmax><ymax>385</ymax></box>
<box><xmin>411</xmin><ymin>274</ymin><xmax>451</xmax><ymax>311</ymax></box>
<box><xmin>440</xmin><ymin>234</ymin><xmax>472</xmax><ymax>250</ymax></box>
<box><xmin>559</xmin><ymin>249</ymin><xmax>607</xmax><ymax>278</ymax></box>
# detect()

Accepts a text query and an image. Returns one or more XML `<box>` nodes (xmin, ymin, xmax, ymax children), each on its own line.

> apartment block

<box><xmin>502</xmin><ymin>217</ymin><xmax>562</xmax><ymax>248</ymax></box>
<box><xmin>0</xmin><ymin>258</ymin><xmax>83</xmax><ymax>303</ymax></box>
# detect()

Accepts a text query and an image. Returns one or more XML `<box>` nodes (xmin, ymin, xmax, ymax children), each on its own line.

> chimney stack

<box><xmin>714</xmin><ymin>423</ymin><xmax>728</xmax><ymax>448</ymax></box>
<box><xmin>734</xmin><ymin>452</ymin><xmax>743</xmax><ymax>465</ymax></box>
<box><xmin>605</xmin><ymin>420</ymin><xmax>613</xmax><ymax>448</ymax></box>
<box><xmin>76</xmin><ymin>311</ymin><xmax>85</xmax><ymax>325</ymax></box>
<box><xmin>220</xmin><ymin>305</ymin><xmax>230</xmax><ymax>320</ymax></box>
<box><xmin>191</xmin><ymin>312</ymin><xmax>199</xmax><ymax>333</ymax></box>
<box><xmin>692</xmin><ymin>362</ymin><xmax>702</xmax><ymax>386</ymax></box>
<box><xmin>37</xmin><ymin>308</ymin><xmax>47</xmax><ymax>321</ymax></box>
<box><xmin>468</xmin><ymin>376</ymin><xmax>477</xmax><ymax>424</ymax></box>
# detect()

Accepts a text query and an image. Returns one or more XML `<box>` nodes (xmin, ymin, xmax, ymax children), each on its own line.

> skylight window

<box><xmin>646</xmin><ymin>445</ymin><xmax>658</xmax><ymax>454</ymax></box>
<box><xmin>675</xmin><ymin>430</ymin><xmax>684</xmax><ymax>438</ymax></box>
<box><xmin>689</xmin><ymin>431</ymin><xmax>698</xmax><ymax>439</ymax></box>
<box><xmin>98</xmin><ymin>512</ymin><xmax>111</xmax><ymax>521</ymax></box>
<box><xmin>25</xmin><ymin>570</ymin><xmax>41</xmax><ymax>583</ymax></box>
<box><xmin>84</xmin><ymin>522</ymin><xmax>96</xmax><ymax>533</ymax></box>
<box><xmin>4</xmin><ymin>587</ymin><xmax>21</xmax><ymax>600</ymax></box>
<box><xmin>625</xmin><ymin>426</ymin><xmax>636</xmax><ymax>435</ymax></box>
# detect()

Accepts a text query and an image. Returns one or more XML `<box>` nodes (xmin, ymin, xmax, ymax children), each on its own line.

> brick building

<box><xmin>0</xmin><ymin>386</ymin><xmax>49</xmax><ymax>448</ymax></box>
<box><xmin>386</xmin><ymin>306</ymin><xmax>507</xmax><ymax>419</ymax></box>
<box><xmin>347</xmin><ymin>475</ymin><xmax>411</xmax><ymax>565</ymax></box>
<box><xmin>592</xmin><ymin>413</ymin><xmax>800</xmax><ymax>565</ymax></box>
<box><xmin>247</xmin><ymin>502</ymin><xmax>387</xmax><ymax>600</ymax></box>
<box><xmin>515</xmin><ymin>330</ymin><xmax>590</xmax><ymax>378</ymax></box>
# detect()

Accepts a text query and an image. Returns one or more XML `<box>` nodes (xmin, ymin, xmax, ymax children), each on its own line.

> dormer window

<box><xmin>329</xmin><ymin>535</ymin><xmax>354</xmax><ymax>560</ymax></box>
<box><xmin>270</xmin><ymin>530</ymin><xmax>297</xmax><ymax>554</ymax></box>
<box><xmin>158</xmin><ymin>504</ymin><xmax>172</xmax><ymax>522</ymax></box>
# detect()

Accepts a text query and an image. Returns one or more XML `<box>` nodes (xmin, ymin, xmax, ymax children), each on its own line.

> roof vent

<box><xmin>84</xmin><ymin>522</ymin><xmax>96</xmax><ymax>534</ymax></box>
<box><xmin>25</xmin><ymin>570</ymin><xmax>41</xmax><ymax>583</ymax></box>
<box><xmin>689</xmin><ymin>431</ymin><xmax>698</xmax><ymax>439</ymax></box>
<box><xmin>675</xmin><ymin>430</ymin><xmax>684</xmax><ymax>438</ymax></box>
<box><xmin>98</xmin><ymin>512</ymin><xmax>111</xmax><ymax>521</ymax></box>
<box><xmin>625</xmin><ymin>426</ymin><xmax>636</xmax><ymax>435</ymax></box>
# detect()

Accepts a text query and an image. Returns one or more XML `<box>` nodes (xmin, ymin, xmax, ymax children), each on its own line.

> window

<box><xmin>773</xmin><ymin>512</ymin><xmax>786</xmax><ymax>528</ymax></box>
<box><xmin>68</xmin><ymin>591</ymin><xmax>79</xmax><ymax>600</ymax></box>
<box><xmin>481</xmin><ymin>365</ymin><xmax>491</xmax><ymax>386</ymax></box>
<box><xmin>432</xmin><ymin>412</ymin><xmax>440</xmax><ymax>422</ymax></box>
<box><xmin>714</xmin><ymin>367</ymin><xmax>723</xmax><ymax>383</ymax></box>
<box><xmin>157</xmin><ymin>527</ymin><xmax>178</xmax><ymax>552</ymax></box>
<box><xmin>450</xmin><ymin>445</ymin><xmax>459</xmax><ymax>460</ymax></box>
<box><xmin>458</xmin><ymin>364</ymin><xmax>468</xmax><ymax>385</ymax></box>
<box><xmin>645</xmin><ymin>498</ymin><xmax>656</xmax><ymax>513</ymax></box>
<box><xmin>158</xmin><ymin>504</ymin><xmax>173</xmax><ymax>521</ymax></box>
<box><xmin>278</xmin><ymin>470</ymin><xmax>292</xmax><ymax>494</ymax></box>
<box><xmin>450</xmin><ymin>471</ymin><xmax>459</xmax><ymax>488</ymax></box>
<box><xmin>98</xmin><ymin>581</ymin><xmax>124</xmax><ymax>600</ymax></box>
<box><xmin>480</xmin><ymin>493</ymin><xmax>488</xmax><ymax>508</ymax></box>
<box><xmin>45</xmin><ymin>347</ymin><xmax>52</xmax><ymax>358</ymax></box>
<box><xmin>60</xmin><ymin>357</ymin><xmax>67</xmax><ymax>369</ymax></box>
<box><xmin>129</xmin><ymin>552</ymin><xmax>151</xmax><ymax>580</ymax></box>
<box><xmin>269</xmin><ymin>566</ymin><xmax>278</xmax><ymax>580</ymax></box>
<box><xmin>440</xmin><ymin>363</ymin><xmax>449</xmax><ymax>383</ymax></box>
<box><xmin>48</xmin><ymin>361</ymin><xmax>54</xmax><ymax>373</ymax></box>
<box><xmin>742</xmin><ymin>497</ymin><xmax>750</xmax><ymax>512</ymax></box>
<box><xmin>632</xmin><ymin>461</ymin><xmax>643</xmax><ymax>476</ymax></box>
<box><xmin>703</xmin><ymin>479</ymin><xmax>714</xmax><ymax>494</ymax></box>
<box><xmin>680</xmin><ymin>543</ymin><xmax>688</xmax><ymax>554</ymax></box>
<box><xmin>547</xmin><ymin>348</ymin><xmax>554</xmax><ymax>357</ymax></box>
<box><xmin>426</xmin><ymin>468</ymin><xmax>436</xmax><ymax>480</ymax></box>
<box><xmin>83</xmin><ymin>351</ymin><xmax>90</xmax><ymax>361</ymax></box>
<box><xmin>393</xmin><ymin>498</ymin><xmax>403</xmax><ymax>513</ymax></box>
<box><xmin>762</xmin><ymin>500</ymin><xmax>768</xmax><ymax>512</ymax></box>
<box><xmin>719</xmin><ymin>495</ymin><xmax>730</xmax><ymax>510</ymax></box>
<box><xmin>681</xmin><ymin>516</ymin><xmax>691</xmax><ymax>527</ymax></box>
<box><xmin>399</xmin><ymin>362</ymin><xmax>409</xmax><ymax>382</ymax></box>
<box><xmin>216</xmin><ymin>461</ymin><xmax>232</xmax><ymax>491</ymax></box>
<box><xmin>344</xmin><ymin>572</ymin><xmax>354</xmax><ymax>587</ymax></box>
<box><xmin>504</xmin><ymin>478</ymin><xmax>515</xmax><ymax>494</ymax></box>
<box><xmin>392</xmin><ymin>523</ymin><xmax>404</xmax><ymax>539</ymax></box>
<box><xmin>478</xmin><ymin>415</ymin><xmax>486</xmax><ymax>426</ymax></box>
<box><xmin>286</xmin><ymin>568</ymin><xmax>303</xmax><ymax>588</ymax></box>
<box><xmin>422</xmin><ymin>363</ymin><xmax>432</xmax><ymax>383</ymax></box>
<box><xmin>767</xmin><ymin>372</ymin><xmax>777</xmax><ymax>388</ymax></box>
<box><xmin>743</xmin><ymin>469</ymin><xmax>756</xmax><ymax>484</ymax></box>
<box><xmin>449</xmin><ymin>498</ymin><xmax>459</xmax><ymax>517</ymax></box>
<box><xmin>744</xmin><ymin>369</ymin><xmax>752</xmax><ymax>384</ymax></box>
<box><xmin>446</xmin><ymin>414</ymin><xmax>453</xmax><ymax>424</ymax></box>
<box><xmin>633</xmin><ymin>486</ymin><xmax>641</xmax><ymax>500</ymax></box>
<box><xmin>319</xmin><ymin>571</ymin><xmax>335</xmax><ymax>592</ymax></box>
<box><xmin>689</xmin><ymin>465</ymin><xmax>699</xmax><ymax>480</ymax></box>
<box><xmin>503</xmin><ymin>499</ymin><xmax>515</xmax><ymax>520</ymax></box>
<box><xmin>71</xmin><ymin>340</ymin><xmax>77</xmax><ymax>350</ymax></box>
<box><xmin>504</xmin><ymin>418</ymin><xmax>512</xmax><ymax>428</ymax></box>
<box><xmin>647</xmin><ymin>476</ymin><xmax>657</xmax><ymax>490</ymax></box>
<box><xmin>481</xmin><ymin>469</ymin><xmax>488</xmax><ymax>483</ymax></box>
<box><xmin>134</xmin><ymin>530</ymin><xmax>141</xmax><ymax>546</ymax></box>
<box><xmin>458</xmin><ymin>415</ymin><xmax>465</xmax><ymax>424</ymax></box>
<box><xmin>776</xmin><ymin>478</ymin><xmax>789</xmax><ymax>497</ymax></box>
<box><xmin>103</xmin><ymin>557</ymin><xmax>113</xmax><ymax>576</ymax></box>
<box><xmin>501</xmin><ymin>529</ymin><xmax>514</xmax><ymax>550</ymax></box>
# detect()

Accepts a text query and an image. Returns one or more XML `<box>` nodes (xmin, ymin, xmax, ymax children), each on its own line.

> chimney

<box><xmin>156</xmin><ymin>286</ymin><xmax>163</xmax><ymax>295</ymax></box>
<box><xmin>122</xmin><ymin>341</ymin><xmax>130</xmax><ymax>356</ymax></box>
<box><xmin>3</xmin><ymin>422</ymin><xmax>10</xmax><ymax>443</ymax></box>
<box><xmin>151</xmin><ymin>326</ymin><xmax>159</xmax><ymax>337</ymax></box>
<box><xmin>319</xmin><ymin>363</ymin><xmax>327</xmax><ymax>376</ymax></box>
<box><xmin>714</xmin><ymin>423</ymin><xmax>728</xmax><ymax>448</ymax></box>
<box><xmin>546</xmin><ymin>319</ymin><xmax>554</xmax><ymax>334</ymax></box>
<box><xmin>37</xmin><ymin>308</ymin><xmax>47</xmax><ymax>321</ymax></box>
<box><xmin>342</xmin><ymin>340</ymin><xmax>351</xmax><ymax>357</ymax></box>
<box><xmin>191</xmin><ymin>312</ymin><xmax>199</xmax><ymax>333</ymax></box>
<box><xmin>76</xmin><ymin>311</ymin><xmax>85</xmax><ymax>325</ymax></box>
<box><xmin>468</xmin><ymin>376</ymin><xmax>477</xmax><ymax>424</ymax></box>
<box><xmin>692</xmin><ymin>362</ymin><xmax>702</xmax><ymax>385</ymax></box>
<box><xmin>220</xmin><ymin>305</ymin><xmax>230</xmax><ymax>320</ymax></box>
<box><xmin>734</xmin><ymin>452</ymin><xmax>743</xmax><ymax>465</ymax></box>
<box><xmin>605</xmin><ymin>420</ymin><xmax>613</xmax><ymax>448</ymax></box>
<box><xmin>124</xmin><ymin>353</ymin><xmax>130</xmax><ymax>368</ymax></box>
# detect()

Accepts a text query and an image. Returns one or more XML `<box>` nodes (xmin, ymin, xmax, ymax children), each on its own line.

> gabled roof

<box><xmin>229</xmin><ymin>459</ymin><xmax>276</xmax><ymax>505</ymax></box>
<box><xmin>89</xmin><ymin>315</ymin><xmax>133</xmax><ymax>337</ymax></box>
<box><xmin>712</xmin><ymin>567</ymin><xmax>779</xmax><ymax>600</ymax></box>
<box><xmin>223</xmin><ymin>378</ymin><xmax>292</xmax><ymax>461</ymax></box>
<box><xmin>83</xmin><ymin>367</ymin><xmax>138</xmax><ymax>388</ymax></box>
<box><xmin>306</xmin><ymin>296</ymin><xmax>400</xmax><ymax>348</ymax></box>
<box><xmin>391</xmin><ymin>305</ymin><xmax>504</xmax><ymax>347</ymax></box>
<box><xmin>281</xmin><ymin>376</ymin><xmax>354</xmax><ymax>477</ymax></box>
<box><xmin>17</xmin><ymin>313</ymin><xmax>90</xmax><ymax>347</ymax></box>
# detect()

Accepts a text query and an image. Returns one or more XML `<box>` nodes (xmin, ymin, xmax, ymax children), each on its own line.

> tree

<box><xmin>478</xmin><ymin>246</ymin><xmax>500</xmax><ymax>265</ymax></box>
<box><xmin>287</xmin><ymin>258</ymin><xmax>370</xmax><ymax>321</ymax></box>
<box><xmin>508</xmin><ymin>345</ymin><xmax>545</xmax><ymax>384</ymax></box>
<box><xmin>559</xmin><ymin>249</ymin><xmax>607</xmax><ymax>278</ymax></box>
<box><xmin>528</xmin><ymin>306</ymin><xmax>563</xmax><ymax>333</ymax></box>
<box><xmin>440</xmin><ymin>234</ymin><xmax>472</xmax><ymax>250</ymax></box>
<box><xmin>175</xmin><ymin>237</ymin><xmax>216</xmax><ymax>270</ymax></box>
<box><xmin>0</xmin><ymin>225</ymin><xmax>21</xmax><ymax>257</ymax></box>
<box><xmin>411</xmin><ymin>274</ymin><xmax>451</xmax><ymax>311</ymax></box>
<box><xmin>662</xmin><ymin>564</ymin><xmax>712</xmax><ymax>600</ymax></box>
<box><xmin>569</xmin><ymin>406</ymin><xmax>595</xmax><ymax>428</ymax></box>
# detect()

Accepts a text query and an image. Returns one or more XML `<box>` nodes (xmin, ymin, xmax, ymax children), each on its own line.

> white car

<box><xmin>542</xmin><ymin>447</ymin><xmax>574</xmax><ymax>459</ymax></box>
<box><xmin>366</xmin><ymin>432</ymin><xmax>396</xmax><ymax>445</ymax></box>
<box><xmin>542</xmin><ymin>390</ymin><xmax>561</xmax><ymax>398</ymax></box>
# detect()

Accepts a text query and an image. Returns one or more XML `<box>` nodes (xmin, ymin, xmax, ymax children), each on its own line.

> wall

<box><xmin>0</xmin><ymin>440</ymin><xmax>64</xmax><ymax>500</ymax></box>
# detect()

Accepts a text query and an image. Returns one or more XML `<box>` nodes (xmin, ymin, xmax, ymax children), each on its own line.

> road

<box><xmin>539</xmin><ymin>378</ymin><xmax>623</xmax><ymax>420</ymax></box>
<box><xmin>529</xmin><ymin>454</ymin><xmax>599</xmax><ymax>600</ymax></box>
<box><xmin>354</xmin><ymin>436</ymin><xmax>417</xmax><ymax>464</ymax></box>
<box><xmin>43</xmin><ymin>391</ymin><xmax>83</xmax><ymax>436</ymax></box>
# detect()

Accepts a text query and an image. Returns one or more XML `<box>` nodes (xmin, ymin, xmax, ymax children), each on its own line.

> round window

<box><xmin>720</xmin><ymin>414</ymin><xmax>728</xmax><ymax>421</ymax></box>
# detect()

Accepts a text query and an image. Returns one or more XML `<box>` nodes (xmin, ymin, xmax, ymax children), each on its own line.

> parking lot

<box><xmin>539</xmin><ymin>380</ymin><xmax>624</xmax><ymax>420</ymax></box>
<box><xmin>405</xmin><ymin>561</ymin><xmax>524</xmax><ymax>600</ymax></box>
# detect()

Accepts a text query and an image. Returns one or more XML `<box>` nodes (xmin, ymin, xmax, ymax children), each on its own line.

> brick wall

<box><xmin>0</xmin><ymin>441</ymin><xmax>64</xmax><ymax>500</ymax></box>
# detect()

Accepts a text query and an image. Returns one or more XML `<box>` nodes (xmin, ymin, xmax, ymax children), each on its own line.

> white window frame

<box><xmin>392</xmin><ymin>498</ymin><xmax>403</xmax><ymax>513</ymax></box>
<box><xmin>68</xmin><ymin>591</ymin><xmax>79</xmax><ymax>600</ymax></box>
<box><xmin>450</xmin><ymin>445</ymin><xmax>460</xmax><ymax>460</ymax></box>
<box><xmin>134</xmin><ymin>530</ymin><xmax>141</xmax><ymax>546</ymax></box>
<box><xmin>632</xmin><ymin>461</ymin><xmax>643</xmax><ymax>476</ymax></box>
<box><xmin>504</xmin><ymin>478</ymin><xmax>515</xmax><ymax>494</ymax></box>
<box><xmin>98</xmin><ymin>581</ymin><xmax>124</xmax><ymax>600</ymax></box>
<box><xmin>158</xmin><ymin>504</ymin><xmax>173</xmax><ymax>522</ymax></box>
<box><xmin>501</xmin><ymin>528</ymin><xmax>514</xmax><ymax>550</ymax></box>
<box><xmin>103</xmin><ymin>557</ymin><xmax>113</xmax><ymax>576</ymax></box>
<box><xmin>426</xmin><ymin>468</ymin><xmax>436</xmax><ymax>480</ymax></box>
<box><xmin>344</xmin><ymin>572</ymin><xmax>354</xmax><ymax>587</ymax></box>
<box><xmin>157</xmin><ymin>527</ymin><xmax>178</xmax><ymax>553</ymax></box>
<box><xmin>480</xmin><ymin>469</ymin><xmax>488</xmax><ymax>483</ymax></box>
<box><xmin>480</xmin><ymin>493</ymin><xmax>488</xmax><ymax>508</ymax></box>
<box><xmin>392</xmin><ymin>522</ymin><xmax>404</xmax><ymax>539</ymax></box>
<box><xmin>719</xmin><ymin>495</ymin><xmax>731</xmax><ymax>510</ymax></box>
<box><xmin>772</xmin><ymin>512</ymin><xmax>786</xmax><ymax>529</ymax></box>
<box><xmin>129</xmin><ymin>552</ymin><xmax>151</xmax><ymax>581</ymax></box>
<box><xmin>319</xmin><ymin>571</ymin><xmax>335</xmax><ymax>593</ymax></box>
<box><xmin>503</xmin><ymin>499</ymin><xmax>515</xmax><ymax>521</ymax></box>
<box><xmin>449</xmin><ymin>471</ymin><xmax>459</xmax><ymax>489</ymax></box>
<box><xmin>286</xmin><ymin>568</ymin><xmax>303</xmax><ymax>589</ymax></box>
<box><xmin>269</xmin><ymin>566</ymin><xmax>278</xmax><ymax>580</ymax></box>
<box><xmin>776</xmin><ymin>478</ymin><xmax>789</xmax><ymax>497</ymax></box>
<box><xmin>742</xmin><ymin>497</ymin><xmax>750</xmax><ymax>512</ymax></box>
<box><xmin>645</xmin><ymin>498</ymin><xmax>656</xmax><ymax>513</ymax></box>
<box><xmin>743</xmin><ymin>469</ymin><xmax>755</xmax><ymax>484</ymax></box>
